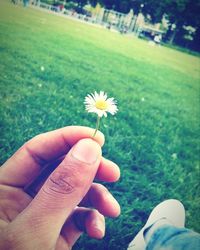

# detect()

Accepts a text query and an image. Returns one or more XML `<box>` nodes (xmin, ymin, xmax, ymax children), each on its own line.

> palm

<box><xmin>0</xmin><ymin>184</ymin><xmax>75</xmax><ymax>249</ymax></box>
<box><xmin>0</xmin><ymin>185</ymin><xmax>31</xmax><ymax>227</ymax></box>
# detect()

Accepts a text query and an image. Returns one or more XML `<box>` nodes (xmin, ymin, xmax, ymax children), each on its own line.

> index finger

<box><xmin>0</xmin><ymin>126</ymin><xmax>104</xmax><ymax>187</ymax></box>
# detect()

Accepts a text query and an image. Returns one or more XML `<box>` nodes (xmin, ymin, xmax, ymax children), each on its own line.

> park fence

<box><xmin>15</xmin><ymin>1</ymin><xmax>164</xmax><ymax>38</ymax></box>
<box><xmin>16</xmin><ymin>0</ymin><xmax>137</xmax><ymax>33</ymax></box>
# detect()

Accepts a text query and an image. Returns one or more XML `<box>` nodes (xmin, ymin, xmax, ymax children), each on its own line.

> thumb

<box><xmin>21</xmin><ymin>139</ymin><xmax>102</xmax><ymax>243</ymax></box>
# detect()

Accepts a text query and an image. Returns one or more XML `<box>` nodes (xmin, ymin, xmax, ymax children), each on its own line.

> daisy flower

<box><xmin>85</xmin><ymin>91</ymin><xmax>118</xmax><ymax>117</ymax></box>
<box><xmin>84</xmin><ymin>91</ymin><xmax>118</xmax><ymax>137</ymax></box>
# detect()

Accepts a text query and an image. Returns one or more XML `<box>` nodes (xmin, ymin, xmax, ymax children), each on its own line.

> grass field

<box><xmin>0</xmin><ymin>1</ymin><xmax>200</xmax><ymax>249</ymax></box>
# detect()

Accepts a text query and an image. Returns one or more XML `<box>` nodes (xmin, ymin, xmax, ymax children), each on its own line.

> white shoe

<box><xmin>127</xmin><ymin>199</ymin><xmax>185</xmax><ymax>250</ymax></box>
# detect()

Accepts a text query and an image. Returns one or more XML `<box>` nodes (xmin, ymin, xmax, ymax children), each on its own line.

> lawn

<box><xmin>0</xmin><ymin>1</ymin><xmax>200</xmax><ymax>249</ymax></box>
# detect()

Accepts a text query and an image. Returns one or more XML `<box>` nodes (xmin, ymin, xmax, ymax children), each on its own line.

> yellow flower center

<box><xmin>95</xmin><ymin>100</ymin><xmax>108</xmax><ymax>110</ymax></box>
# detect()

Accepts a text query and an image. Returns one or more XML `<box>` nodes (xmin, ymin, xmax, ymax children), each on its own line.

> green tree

<box><xmin>163</xmin><ymin>0</ymin><xmax>200</xmax><ymax>50</ymax></box>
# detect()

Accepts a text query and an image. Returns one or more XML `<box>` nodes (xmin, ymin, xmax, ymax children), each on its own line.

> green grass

<box><xmin>0</xmin><ymin>1</ymin><xmax>200</xmax><ymax>249</ymax></box>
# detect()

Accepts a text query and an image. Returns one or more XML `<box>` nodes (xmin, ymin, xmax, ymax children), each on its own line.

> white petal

<box><xmin>94</xmin><ymin>91</ymin><xmax>99</xmax><ymax>101</ymax></box>
<box><xmin>100</xmin><ymin>91</ymin><xmax>107</xmax><ymax>100</ymax></box>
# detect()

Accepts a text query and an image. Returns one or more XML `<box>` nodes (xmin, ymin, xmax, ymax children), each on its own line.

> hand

<box><xmin>0</xmin><ymin>126</ymin><xmax>120</xmax><ymax>250</ymax></box>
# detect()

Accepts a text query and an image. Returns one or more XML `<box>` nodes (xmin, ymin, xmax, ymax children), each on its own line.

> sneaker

<box><xmin>127</xmin><ymin>199</ymin><xmax>185</xmax><ymax>250</ymax></box>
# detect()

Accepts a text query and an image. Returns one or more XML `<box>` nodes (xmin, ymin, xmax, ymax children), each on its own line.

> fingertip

<box><xmin>72</xmin><ymin>138</ymin><xmax>102</xmax><ymax>164</ymax></box>
<box><xmin>86</xmin><ymin>211</ymin><xmax>105</xmax><ymax>239</ymax></box>
<box><xmin>113</xmin><ymin>203</ymin><xmax>121</xmax><ymax>217</ymax></box>
<box><xmin>88</xmin><ymin>184</ymin><xmax>121</xmax><ymax>218</ymax></box>
<box><xmin>66</xmin><ymin>126</ymin><xmax>105</xmax><ymax>147</ymax></box>
<box><xmin>90</xmin><ymin>228</ymin><xmax>105</xmax><ymax>239</ymax></box>
<box><xmin>94</xmin><ymin>130</ymin><xmax>105</xmax><ymax>147</ymax></box>
<box><xmin>96</xmin><ymin>158</ymin><xmax>121</xmax><ymax>182</ymax></box>
<box><xmin>110</xmin><ymin>162</ymin><xmax>121</xmax><ymax>182</ymax></box>
<box><xmin>105</xmin><ymin>194</ymin><xmax>121</xmax><ymax>218</ymax></box>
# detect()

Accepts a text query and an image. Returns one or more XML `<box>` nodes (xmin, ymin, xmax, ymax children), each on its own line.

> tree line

<box><xmin>50</xmin><ymin>0</ymin><xmax>200</xmax><ymax>52</ymax></box>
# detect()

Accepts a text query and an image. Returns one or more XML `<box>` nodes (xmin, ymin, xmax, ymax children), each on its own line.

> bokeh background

<box><xmin>0</xmin><ymin>1</ymin><xmax>199</xmax><ymax>249</ymax></box>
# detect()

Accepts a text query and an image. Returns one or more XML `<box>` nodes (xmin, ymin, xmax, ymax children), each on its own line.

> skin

<box><xmin>0</xmin><ymin>126</ymin><xmax>121</xmax><ymax>250</ymax></box>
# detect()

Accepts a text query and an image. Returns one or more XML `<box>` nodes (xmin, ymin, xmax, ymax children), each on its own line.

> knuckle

<box><xmin>42</xmin><ymin>161</ymin><xmax>91</xmax><ymax>196</ymax></box>
<box><xmin>43</xmin><ymin>170</ymin><xmax>75</xmax><ymax>195</ymax></box>
<box><xmin>28</xmin><ymin>133</ymin><xmax>45</xmax><ymax>144</ymax></box>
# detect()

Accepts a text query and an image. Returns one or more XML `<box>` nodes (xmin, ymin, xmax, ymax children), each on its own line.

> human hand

<box><xmin>0</xmin><ymin>126</ymin><xmax>120</xmax><ymax>250</ymax></box>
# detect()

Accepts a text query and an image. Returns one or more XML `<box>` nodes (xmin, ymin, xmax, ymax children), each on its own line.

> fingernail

<box><xmin>94</xmin><ymin>217</ymin><xmax>105</xmax><ymax>237</ymax></box>
<box><xmin>106</xmin><ymin>193</ymin><xmax>121</xmax><ymax>217</ymax></box>
<box><xmin>72</xmin><ymin>139</ymin><xmax>101</xmax><ymax>164</ymax></box>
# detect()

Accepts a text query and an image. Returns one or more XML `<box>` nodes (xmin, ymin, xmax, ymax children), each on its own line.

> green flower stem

<box><xmin>93</xmin><ymin>116</ymin><xmax>101</xmax><ymax>138</ymax></box>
